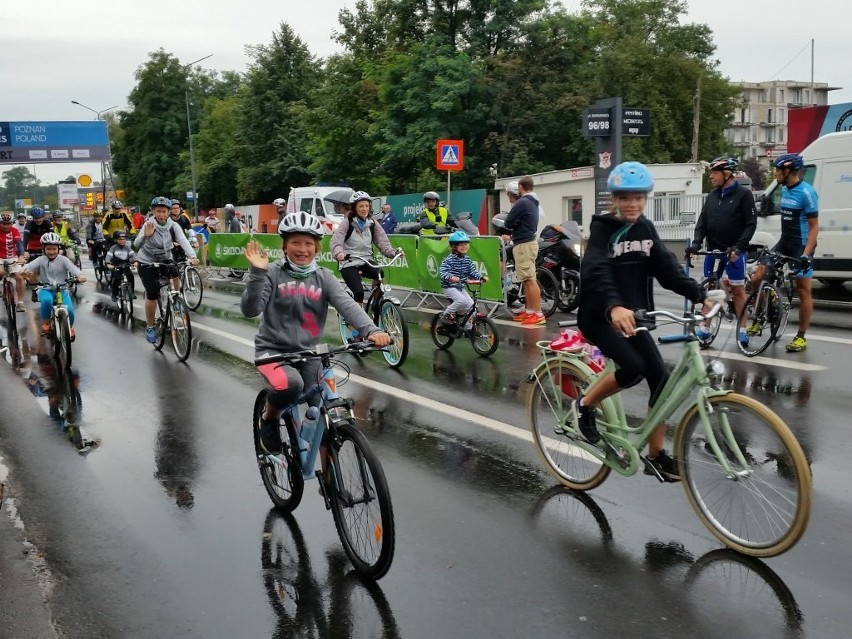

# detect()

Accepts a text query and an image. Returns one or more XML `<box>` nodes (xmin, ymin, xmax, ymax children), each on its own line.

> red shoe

<box><xmin>522</xmin><ymin>313</ymin><xmax>546</xmax><ymax>326</ymax></box>
<box><xmin>41</xmin><ymin>322</ymin><xmax>51</xmax><ymax>335</ymax></box>
<box><xmin>512</xmin><ymin>312</ymin><xmax>533</xmax><ymax>322</ymax></box>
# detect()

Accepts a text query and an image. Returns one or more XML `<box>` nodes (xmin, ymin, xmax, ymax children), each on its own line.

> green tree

<box><xmin>235</xmin><ymin>23</ymin><xmax>321</xmax><ymax>202</ymax></box>
<box><xmin>1</xmin><ymin>166</ymin><xmax>40</xmax><ymax>209</ymax></box>
<box><xmin>112</xmin><ymin>50</ymin><xmax>189</xmax><ymax>204</ymax></box>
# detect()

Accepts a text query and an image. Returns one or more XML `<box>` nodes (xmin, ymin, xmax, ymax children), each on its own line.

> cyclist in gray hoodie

<box><xmin>242</xmin><ymin>211</ymin><xmax>390</xmax><ymax>454</ymax></box>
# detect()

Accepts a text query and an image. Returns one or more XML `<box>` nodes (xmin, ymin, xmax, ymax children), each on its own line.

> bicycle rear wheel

<box><xmin>528</xmin><ymin>358</ymin><xmax>610</xmax><ymax>490</ymax></box>
<box><xmin>470</xmin><ymin>316</ymin><xmax>499</xmax><ymax>357</ymax></box>
<box><xmin>169</xmin><ymin>296</ymin><xmax>192</xmax><ymax>362</ymax></box>
<box><xmin>118</xmin><ymin>277</ymin><xmax>133</xmax><ymax>316</ymax></box>
<box><xmin>557</xmin><ymin>269</ymin><xmax>580</xmax><ymax>313</ymax></box>
<box><xmin>4</xmin><ymin>281</ymin><xmax>19</xmax><ymax>350</ymax></box>
<box><xmin>253</xmin><ymin>390</ymin><xmax>304</xmax><ymax>512</ymax></box>
<box><xmin>378</xmin><ymin>300</ymin><xmax>408</xmax><ymax>368</ymax></box>
<box><xmin>182</xmin><ymin>266</ymin><xmax>203</xmax><ymax>311</ymax></box>
<box><xmin>737</xmin><ymin>285</ymin><xmax>781</xmax><ymax>357</ymax></box>
<box><xmin>154</xmin><ymin>300</ymin><xmax>168</xmax><ymax>351</ymax></box>
<box><xmin>327</xmin><ymin>421</ymin><xmax>395</xmax><ymax>579</ymax></box>
<box><xmin>675</xmin><ymin>393</ymin><xmax>811</xmax><ymax>557</ymax></box>
<box><xmin>536</xmin><ymin>267</ymin><xmax>560</xmax><ymax>318</ymax></box>
<box><xmin>429</xmin><ymin>314</ymin><xmax>455</xmax><ymax>349</ymax></box>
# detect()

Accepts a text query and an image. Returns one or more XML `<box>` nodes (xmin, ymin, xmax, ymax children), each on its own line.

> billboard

<box><xmin>788</xmin><ymin>103</ymin><xmax>852</xmax><ymax>153</ymax></box>
<box><xmin>57</xmin><ymin>183</ymin><xmax>79</xmax><ymax>206</ymax></box>
<box><xmin>0</xmin><ymin>120</ymin><xmax>110</xmax><ymax>164</ymax></box>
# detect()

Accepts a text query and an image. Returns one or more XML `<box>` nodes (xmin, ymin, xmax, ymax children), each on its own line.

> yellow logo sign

<box><xmin>77</xmin><ymin>174</ymin><xmax>93</xmax><ymax>187</ymax></box>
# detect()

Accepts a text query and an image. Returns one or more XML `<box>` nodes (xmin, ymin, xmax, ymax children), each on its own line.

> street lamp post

<box><xmin>71</xmin><ymin>100</ymin><xmax>119</xmax><ymax>212</ymax></box>
<box><xmin>182</xmin><ymin>54</ymin><xmax>213</xmax><ymax>220</ymax></box>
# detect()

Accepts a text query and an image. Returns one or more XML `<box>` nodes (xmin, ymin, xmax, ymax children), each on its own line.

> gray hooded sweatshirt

<box><xmin>241</xmin><ymin>261</ymin><xmax>379</xmax><ymax>358</ymax></box>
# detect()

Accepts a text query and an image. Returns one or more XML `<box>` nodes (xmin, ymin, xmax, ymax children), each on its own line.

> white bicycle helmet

<box><xmin>506</xmin><ymin>181</ymin><xmax>519</xmax><ymax>195</ymax></box>
<box><xmin>273</xmin><ymin>197</ymin><xmax>286</xmax><ymax>207</ymax></box>
<box><xmin>349</xmin><ymin>190</ymin><xmax>371</xmax><ymax>205</ymax></box>
<box><xmin>278</xmin><ymin>211</ymin><xmax>324</xmax><ymax>237</ymax></box>
<box><xmin>40</xmin><ymin>232</ymin><xmax>63</xmax><ymax>246</ymax></box>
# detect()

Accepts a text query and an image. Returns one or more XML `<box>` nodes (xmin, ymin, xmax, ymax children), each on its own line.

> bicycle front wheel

<box><xmin>536</xmin><ymin>267</ymin><xmax>560</xmax><ymax>318</ymax></box>
<box><xmin>169</xmin><ymin>296</ymin><xmax>193</xmax><ymax>362</ymax></box>
<box><xmin>738</xmin><ymin>285</ymin><xmax>782</xmax><ymax>357</ymax></box>
<box><xmin>4</xmin><ymin>281</ymin><xmax>19</xmax><ymax>351</ymax></box>
<box><xmin>675</xmin><ymin>393</ymin><xmax>811</xmax><ymax>557</ymax></box>
<box><xmin>693</xmin><ymin>278</ymin><xmax>723</xmax><ymax>347</ymax></box>
<box><xmin>253</xmin><ymin>390</ymin><xmax>304</xmax><ymax>511</ymax></box>
<box><xmin>378</xmin><ymin>300</ymin><xmax>408</xmax><ymax>368</ymax></box>
<box><xmin>327</xmin><ymin>421</ymin><xmax>395</xmax><ymax>579</ymax></box>
<box><xmin>528</xmin><ymin>358</ymin><xmax>610</xmax><ymax>490</ymax></box>
<box><xmin>470</xmin><ymin>316</ymin><xmax>499</xmax><ymax>357</ymax></box>
<box><xmin>57</xmin><ymin>316</ymin><xmax>72</xmax><ymax>369</ymax></box>
<box><xmin>182</xmin><ymin>266</ymin><xmax>203</xmax><ymax>311</ymax></box>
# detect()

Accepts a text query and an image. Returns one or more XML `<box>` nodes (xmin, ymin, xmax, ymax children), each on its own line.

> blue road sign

<box><xmin>0</xmin><ymin>121</ymin><xmax>111</xmax><ymax>164</ymax></box>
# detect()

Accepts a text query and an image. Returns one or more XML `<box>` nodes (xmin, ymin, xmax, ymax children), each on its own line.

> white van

<box><xmin>286</xmin><ymin>186</ymin><xmax>381</xmax><ymax>234</ymax></box>
<box><xmin>756</xmin><ymin>131</ymin><xmax>852</xmax><ymax>283</ymax></box>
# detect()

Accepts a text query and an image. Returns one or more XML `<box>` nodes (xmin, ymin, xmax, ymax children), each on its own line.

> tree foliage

<box><xmin>111</xmin><ymin>1</ymin><xmax>744</xmax><ymax>205</ymax></box>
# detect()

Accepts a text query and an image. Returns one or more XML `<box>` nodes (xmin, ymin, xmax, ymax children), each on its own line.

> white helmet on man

<box><xmin>506</xmin><ymin>181</ymin><xmax>519</xmax><ymax>195</ymax></box>
<box><xmin>277</xmin><ymin>211</ymin><xmax>324</xmax><ymax>237</ymax></box>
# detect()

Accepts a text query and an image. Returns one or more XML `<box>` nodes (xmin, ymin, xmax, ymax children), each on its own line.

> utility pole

<box><xmin>690</xmin><ymin>78</ymin><xmax>701</xmax><ymax>163</ymax></box>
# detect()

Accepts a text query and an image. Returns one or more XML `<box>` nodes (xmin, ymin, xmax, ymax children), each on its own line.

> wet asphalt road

<box><xmin>1</xmin><ymin>273</ymin><xmax>851</xmax><ymax>639</ymax></box>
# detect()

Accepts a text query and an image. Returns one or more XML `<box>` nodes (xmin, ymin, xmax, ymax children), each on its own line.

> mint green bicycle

<box><xmin>527</xmin><ymin>308</ymin><xmax>812</xmax><ymax>558</ymax></box>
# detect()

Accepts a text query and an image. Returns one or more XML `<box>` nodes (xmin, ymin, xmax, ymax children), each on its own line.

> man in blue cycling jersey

<box><xmin>753</xmin><ymin>153</ymin><xmax>818</xmax><ymax>352</ymax></box>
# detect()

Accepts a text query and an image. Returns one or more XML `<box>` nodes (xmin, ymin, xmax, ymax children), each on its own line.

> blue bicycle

<box><xmin>252</xmin><ymin>341</ymin><xmax>395</xmax><ymax>579</ymax></box>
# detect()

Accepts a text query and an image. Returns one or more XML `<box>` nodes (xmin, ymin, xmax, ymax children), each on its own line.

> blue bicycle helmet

<box><xmin>773</xmin><ymin>153</ymin><xmax>804</xmax><ymax>171</ymax></box>
<box><xmin>31</xmin><ymin>207</ymin><xmax>45</xmax><ymax>218</ymax></box>
<box><xmin>448</xmin><ymin>230</ymin><xmax>470</xmax><ymax>244</ymax></box>
<box><xmin>607</xmin><ymin>161</ymin><xmax>654</xmax><ymax>193</ymax></box>
<box><xmin>708</xmin><ymin>156</ymin><xmax>738</xmax><ymax>172</ymax></box>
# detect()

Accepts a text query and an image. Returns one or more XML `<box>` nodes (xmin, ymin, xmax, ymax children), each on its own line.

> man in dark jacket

<box><xmin>688</xmin><ymin>156</ymin><xmax>757</xmax><ymax>346</ymax></box>
<box><xmin>502</xmin><ymin>176</ymin><xmax>543</xmax><ymax>325</ymax></box>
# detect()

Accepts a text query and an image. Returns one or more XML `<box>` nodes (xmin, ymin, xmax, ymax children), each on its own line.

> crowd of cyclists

<box><xmin>2</xmin><ymin>153</ymin><xmax>818</xmax><ymax>477</ymax></box>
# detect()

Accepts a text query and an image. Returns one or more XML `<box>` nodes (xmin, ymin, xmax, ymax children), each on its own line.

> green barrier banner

<box><xmin>381</xmin><ymin>235</ymin><xmax>420</xmax><ymax>289</ymax></box>
<box><xmin>417</xmin><ymin>236</ymin><xmax>450</xmax><ymax>293</ymax></box>
<box><xmin>465</xmin><ymin>236</ymin><xmax>504</xmax><ymax>301</ymax></box>
<box><xmin>208</xmin><ymin>232</ymin><xmax>505</xmax><ymax>303</ymax></box>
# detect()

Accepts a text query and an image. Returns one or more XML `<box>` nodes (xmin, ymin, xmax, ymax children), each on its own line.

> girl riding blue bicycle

<box><xmin>241</xmin><ymin>211</ymin><xmax>390</xmax><ymax>456</ymax></box>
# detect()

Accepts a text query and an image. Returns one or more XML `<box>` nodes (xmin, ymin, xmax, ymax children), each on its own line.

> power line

<box><xmin>769</xmin><ymin>40</ymin><xmax>812</xmax><ymax>80</ymax></box>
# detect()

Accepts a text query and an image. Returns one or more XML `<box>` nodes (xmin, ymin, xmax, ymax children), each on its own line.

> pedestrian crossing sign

<box><xmin>436</xmin><ymin>139</ymin><xmax>464</xmax><ymax>171</ymax></box>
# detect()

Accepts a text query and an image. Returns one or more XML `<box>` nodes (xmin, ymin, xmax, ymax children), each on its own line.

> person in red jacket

<box><xmin>0</xmin><ymin>212</ymin><xmax>27</xmax><ymax>311</ymax></box>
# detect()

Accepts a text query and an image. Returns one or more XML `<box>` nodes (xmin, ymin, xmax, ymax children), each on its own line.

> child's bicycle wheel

<box><xmin>470</xmin><ymin>316</ymin><xmax>499</xmax><ymax>357</ymax></box>
<box><xmin>429</xmin><ymin>314</ymin><xmax>455</xmax><ymax>350</ymax></box>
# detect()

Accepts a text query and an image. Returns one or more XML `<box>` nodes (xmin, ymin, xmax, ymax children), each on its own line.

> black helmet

<box><xmin>113</xmin><ymin>230</ymin><xmax>127</xmax><ymax>240</ymax></box>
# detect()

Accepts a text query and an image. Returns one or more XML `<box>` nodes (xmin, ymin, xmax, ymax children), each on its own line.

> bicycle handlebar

<box><xmin>342</xmin><ymin>251</ymin><xmax>405</xmax><ymax>268</ymax></box>
<box><xmin>254</xmin><ymin>339</ymin><xmax>394</xmax><ymax>366</ymax></box>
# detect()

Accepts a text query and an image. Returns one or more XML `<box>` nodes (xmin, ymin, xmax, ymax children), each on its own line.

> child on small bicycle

<box><xmin>574</xmin><ymin>162</ymin><xmax>722</xmax><ymax>482</ymax></box>
<box><xmin>105</xmin><ymin>230</ymin><xmax>138</xmax><ymax>302</ymax></box>
<box><xmin>21</xmin><ymin>232</ymin><xmax>86</xmax><ymax>340</ymax></box>
<box><xmin>241</xmin><ymin>211</ymin><xmax>391</xmax><ymax>455</ymax></box>
<box><xmin>439</xmin><ymin>231</ymin><xmax>487</xmax><ymax>331</ymax></box>
<box><xmin>331</xmin><ymin>190</ymin><xmax>402</xmax><ymax>303</ymax></box>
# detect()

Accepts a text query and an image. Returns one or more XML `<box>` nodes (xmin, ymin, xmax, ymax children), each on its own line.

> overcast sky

<box><xmin>2</xmin><ymin>0</ymin><xmax>847</xmax><ymax>187</ymax></box>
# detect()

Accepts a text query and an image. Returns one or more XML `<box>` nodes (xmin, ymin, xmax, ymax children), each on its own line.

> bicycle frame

<box><xmin>345</xmin><ymin>252</ymin><xmax>405</xmax><ymax>315</ymax></box>
<box><xmin>543</xmin><ymin>312</ymin><xmax>732</xmax><ymax>478</ymax></box>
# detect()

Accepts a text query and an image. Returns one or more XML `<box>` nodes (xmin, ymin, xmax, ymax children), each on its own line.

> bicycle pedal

<box><xmin>640</xmin><ymin>455</ymin><xmax>668</xmax><ymax>483</ymax></box>
<box><xmin>604</xmin><ymin>442</ymin><xmax>630</xmax><ymax>469</ymax></box>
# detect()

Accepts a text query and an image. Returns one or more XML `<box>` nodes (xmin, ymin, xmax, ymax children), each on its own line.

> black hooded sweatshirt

<box><xmin>578</xmin><ymin>213</ymin><xmax>705</xmax><ymax>329</ymax></box>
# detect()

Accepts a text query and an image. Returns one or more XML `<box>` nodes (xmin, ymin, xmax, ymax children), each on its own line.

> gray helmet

<box><xmin>423</xmin><ymin>191</ymin><xmax>440</xmax><ymax>202</ymax></box>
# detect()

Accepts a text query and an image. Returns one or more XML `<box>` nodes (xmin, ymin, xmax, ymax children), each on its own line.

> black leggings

<box><xmin>581</xmin><ymin>324</ymin><xmax>668</xmax><ymax>402</ymax></box>
<box><xmin>138</xmin><ymin>263</ymin><xmax>179</xmax><ymax>301</ymax></box>
<box><xmin>340</xmin><ymin>264</ymin><xmax>381</xmax><ymax>303</ymax></box>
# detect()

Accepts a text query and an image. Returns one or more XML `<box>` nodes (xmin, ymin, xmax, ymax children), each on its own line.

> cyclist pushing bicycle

<box><xmin>686</xmin><ymin>156</ymin><xmax>757</xmax><ymax>347</ymax></box>
<box><xmin>331</xmin><ymin>190</ymin><xmax>402</xmax><ymax>304</ymax></box>
<box><xmin>574</xmin><ymin>162</ymin><xmax>724</xmax><ymax>482</ymax></box>
<box><xmin>241</xmin><ymin>211</ymin><xmax>391</xmax><ymax>457</ymax></box>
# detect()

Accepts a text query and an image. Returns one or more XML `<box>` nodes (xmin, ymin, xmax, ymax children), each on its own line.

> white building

<box><xmin>495</xmin><ymin>163</ymin><xmax>703</xmax><ymax>240</ymax></box>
